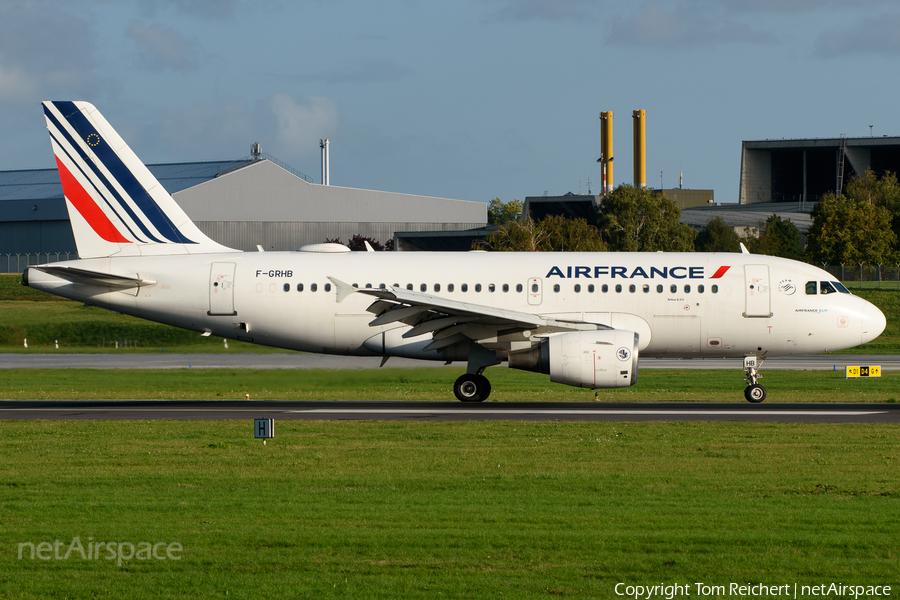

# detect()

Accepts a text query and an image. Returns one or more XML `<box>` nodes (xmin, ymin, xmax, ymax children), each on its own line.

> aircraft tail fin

<box><xmin>42</xmin><ymin>101</ymin><xmax>236</xmax><ymax>259</ymax></box>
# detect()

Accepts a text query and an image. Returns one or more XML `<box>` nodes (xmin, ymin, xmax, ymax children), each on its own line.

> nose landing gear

<box><xmin>743</xmin><ymin>355</ymin><xmax>767</xmax><ymax>403</ymax></box>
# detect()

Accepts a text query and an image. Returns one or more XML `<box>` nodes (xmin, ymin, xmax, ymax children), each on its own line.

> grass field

<box><xmin>1</xmin><ymin>420</ymin><xmax>898</xmax><ymax>599</ymax></box>
<box><xmin>2</xmin><ymin>274</ymin><xmax>899</xmax><ymax>354</ymax></box>
<box><xmin>0</xmin><ymin>367</ymin><xmax>897</xmax><ymax>402</ymax></box>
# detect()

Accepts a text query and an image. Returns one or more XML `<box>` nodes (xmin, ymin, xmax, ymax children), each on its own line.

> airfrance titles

<box><xmin>546</xmin><ymin>265</ymin><xmax>731</xmax><ymax>280</ymax></box>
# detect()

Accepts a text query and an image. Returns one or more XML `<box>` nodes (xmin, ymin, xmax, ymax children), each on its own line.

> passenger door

<box><xmin>743</xmin><ymin>265</ymin><xmax>772</xmax><ymax>318</ymax></box>
<box><xmin>209</xmin><ymin>262</ymin><xmax>237</xmax><ymax>316</ymax></box>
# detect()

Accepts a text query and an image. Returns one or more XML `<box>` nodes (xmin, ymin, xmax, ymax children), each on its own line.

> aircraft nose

<box><xmin>861</xmin><ymin>301</ymin><xmax>886</xmax><ymax>345</ymax></box>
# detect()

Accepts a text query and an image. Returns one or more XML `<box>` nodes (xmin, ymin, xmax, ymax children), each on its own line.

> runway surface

<box><xmin>1</xmin><ymin>353</ymin><xmax>898</xmax><ymax>370</ymax></box>
<box><xmin>2</xmin><ymin>400</ymin><xmax>898</xmax><ymax>423</ymax></box>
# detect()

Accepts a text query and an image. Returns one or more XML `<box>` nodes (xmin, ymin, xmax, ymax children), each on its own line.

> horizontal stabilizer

<box><xmin>30</xmin><ymin>265</ymin><xmax>156</xmax><ymax>290</ymax></box>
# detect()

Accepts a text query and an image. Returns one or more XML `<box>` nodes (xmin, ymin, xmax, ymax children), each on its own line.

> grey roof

<box><xmin>681</xmin><ymin>202</ymin><xmax>813</xmax><ymax>233</ymax></box>
<box><xmin>0</xmin><ymin>159</ymin><xmax>255</xmax><ymax>202</ymax></box>
<box><xmin>0</xmin><ymin>159</ymin><xmax>254</xmax><ymax>222</ymax></box>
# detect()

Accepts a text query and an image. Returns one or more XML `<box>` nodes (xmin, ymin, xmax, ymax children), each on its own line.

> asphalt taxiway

<box><xmin>2</xmin><ymin>353</ymin><xmax>898</xmax><ymax>370</ymax></box>
<box><xmin>1</xmin><ymin>400</ymin><xmax>897</xmax><ymax>423</ymax></box>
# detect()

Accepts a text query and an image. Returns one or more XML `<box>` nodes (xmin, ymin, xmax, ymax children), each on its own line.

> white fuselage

<box><xmin>26</xmin><ymin>250</ymin><xmax>885</xmax><ymax>361</ymax></box>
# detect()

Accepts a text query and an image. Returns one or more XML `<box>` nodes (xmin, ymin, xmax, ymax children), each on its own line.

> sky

<box><xmin>1</xmin><ymin>0</ymin><xmax>899</xmax><ymax>206</ymax></box>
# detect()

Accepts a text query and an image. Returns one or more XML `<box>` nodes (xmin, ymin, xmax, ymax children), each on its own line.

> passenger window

<box><xmin>283</xmin><ymin>283</ymin><xmax>290</xmax><ymax>292</ymax></box>
<box><xmin>516</xmin><ymin>284</ymin><xmax>523</xmax><ymax>293</ymax></box>
<box><xmin>461</xmin><ymin>283</ymin><xmax>468</xmax><ymax>292</ymax></box>
<box><xmin>670</xmin><ymin>284</ymin><xmax>677</xmax><ymax>293</ymax></box>
<box><xmin>434</xmin><ymin>283</ymin><xmax>441</xmax><ymax>292</ymax></box>
<box><xmin>698</xmin><ymin>284</ymin><xmax>705</xmax><ymax>293</ymax></box>
<box><xmin>588</xmin><ymin>284</ymin><xmax>595</xmax><ymax>293</ymax></box>
<box><xmin>475</xmin><ymin>284</ymin><xmax>482</xmax><ymax>292</ymax></box>
<box><xmin>502</xmin><ymin>284</ymin><xmax>509</xmax><ymax>293</ymax></box>
<box><xmin>711</xmin><ymin>285</ymin><xmax>718</xmax><ymax>294</ymax></box>
<box><xmin>574</xmin><ymin>284</ymin><xmax>581</xmax><ymax>293</ymax></box>
<box><xmin>656</xmin><ymin>284</ymin><xmax>663</xmax><ymax>293</ymax></box>
<box><xmin>643</xmin><ymin>284</ymin><xmax>649</xmax><ymax>293</ymax></box>
<box><xmin>532</xmin><ymin>283</ymin><xmax>539</xmax><ymax>293</ymax></box>
<box><xmin>407</xmin><ymin>283</ymin><xmax>413</xmax><ymax>290</ymax></box>
<box><xmin>365</xmin><ymin>283</ymin><xmax>372</xmax><ymax>289</ymax></box>
<box><xmin>297</xmin><ymin>283</ymin><xmax>304</xmax><ymax>292</ymax></box>
<box><xmin>420</xmin><ymin>283</ymin><xmax>427</xmax><ymax>292</ymax></box>
<box><xmin>311</xmin><ymin>283</ymin><xmax>318</xmax><ymax>292</ymax></box>
<box><xmin>684</xmin><ymin>285</ymin><xmax>691</xmax><ymax>293</ymax></box>
<box><xmin>805</xmin><ymin>281</ymin><xmax>817</xmax><ymax>295</ymax></box>
<box><xmin>820</xmin><ymin>281</ymin><xmax>837</xmax><ymax>295</ymax></box>
<box><xmin>489</xmin><ymin>284</ymin><xmax>496</xmax><ymax>292</ymax></box>
<box><xmin>602</xmin><ymin>284</ymin><xmax>609</xmax><ymax>293</ymax></box>
<box><xmin>447</xmin><ymin>284</ymin><xmax>454</xmax><ymax>292</ymax></box>
<box><xmin>615</xmin><ymin>284</ymin><xmax>622</xmax><ymax>293</ymax></box>
<box><xmin>325</xmin><ymin>283</ymin><xmax>332</xmax><ymax>292</ymax></box>
<box><xmin>629</xmin><ymin>284</ymin><xmax>636</xmax><ymax>293</ymax></box>
<box><xmin>554</xmin><ymin>284</ymin><xmax>561</xmax><ymax>292</ymax></box>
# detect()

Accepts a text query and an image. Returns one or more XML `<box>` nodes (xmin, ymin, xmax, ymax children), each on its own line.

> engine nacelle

<box><xmin>508</xmin><ymin>330</ymin><xmax>639</xmax><ymax>389</ymax></box>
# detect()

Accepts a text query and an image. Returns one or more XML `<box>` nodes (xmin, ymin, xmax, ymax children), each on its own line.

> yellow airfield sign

<box><xmin>845</xmin><ymin>365</ymin><xmax>881</xmax><ymax>378</ymax></box>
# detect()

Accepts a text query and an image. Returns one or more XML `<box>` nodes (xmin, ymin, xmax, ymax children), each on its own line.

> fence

<box><xmin>820</xmin><ymin>264</ymin><xmax>900</xmax><ymax>290</ymax></box>
<box><xmin>2</xmin><ymin>253</ymin><xmax>76</xmax><ymax>274</ymax></box>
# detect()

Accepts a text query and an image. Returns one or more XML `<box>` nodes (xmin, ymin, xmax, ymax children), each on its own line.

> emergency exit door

<box><xmin>527</xmin><ymin>277</ymin><xmax>542</xmax><ymax>305</ymax></box>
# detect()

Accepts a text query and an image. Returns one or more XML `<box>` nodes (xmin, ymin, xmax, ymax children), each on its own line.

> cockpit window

<box><xmin>820</xmin><ymin>281</ymin><xmax>838</xmax><ymax>295</ymax></box>
<box><xmin>832</xmin><ymin>281</ymin><xmax>851</xmax><ymax>294</ymax></box>
<box><xmin>805</xmin><ymin>281</ymin><xmax>817</xmax><ymax>295</ymax></box>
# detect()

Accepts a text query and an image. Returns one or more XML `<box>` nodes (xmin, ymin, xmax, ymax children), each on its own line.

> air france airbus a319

<box><xmin>23</xmin><ymin>102</ymin><xmax>887</xmax><ymax>403</ymax></box>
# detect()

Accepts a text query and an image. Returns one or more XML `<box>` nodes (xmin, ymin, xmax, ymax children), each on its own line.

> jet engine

<box><xmin>508</xmin><ymin>330</ymin><xmax>639</xmax><ymax>389</ymax></box>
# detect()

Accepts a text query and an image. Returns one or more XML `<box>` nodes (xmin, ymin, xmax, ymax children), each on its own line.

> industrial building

<box><xmin>740</xmin><ymin>136</ymin><xmax>900</xmax><ymax>205</ymax></box>
<box><xmin>0</xmin><ymin>153</ymin><xmax>487</xmax><ymax>270</ymax></box>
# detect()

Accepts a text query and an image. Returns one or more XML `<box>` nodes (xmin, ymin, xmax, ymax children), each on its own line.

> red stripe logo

<box><xmin>55</xmin><ymin>157</ymin><xmax>131</xmax><ymax>244</ymax></box>
<box><xmin>710</xmin><ymin>266</ymin><xmax>731</xmax><ymax>279</ymax></box>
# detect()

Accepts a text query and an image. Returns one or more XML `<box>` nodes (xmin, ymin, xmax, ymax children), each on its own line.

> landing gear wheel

<box><xmin>744</xmin><ymin>384</ymin><xmax>767</xmax><ymax>403</ymax></box>
<box><xmin>454</xmin><ymin>373</ymin><xmax>491</xmax><ymax>402</ymax></box>
<box><xmin>479</xmin><ymin>374</ymin><xmax>491</xmax><ymax>399</ymax></box>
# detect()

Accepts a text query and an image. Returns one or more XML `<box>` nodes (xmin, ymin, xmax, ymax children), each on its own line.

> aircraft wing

<box><xmin>328</xmin><ymin>277</ymin><xmax>605</xmax><ymax>351</ymax></box>
<box><xmin>29</xmin><ymin>266</ymin><xmax>157</xmax><ymax>290</ymax></box>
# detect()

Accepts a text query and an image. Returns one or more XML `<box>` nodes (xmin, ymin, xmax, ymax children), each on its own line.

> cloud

<box><xmin>300</xmin><ymin>58</ymin><xmax>413</xmax><ymax>85</ymax></box>
<box><xmin>711</xmin><ymin>0</ymin><xmax>896</xmax><ymax>14</ymax></box>
<box><xmin>127</xmin><ymin>21</ymin><xmax>198</xmax><ymax>71</ymax></box>
<box><xmin>0</xmin><ymin>3</ymin><xmax>98</xmax><ymax>105</ymax></box>
<box><xmin>607</xmin><ymin>2</ymin><xmax>776</xmax><ymax>47</ymax></box>
<box><xmin>484</xmin><ymin>0</ymin><xmax>598</xmax><ymax>23</ymax></box>
<box><xmin>138</xmin><ymin>0</ymin><xmax>239</xmax><ymax>19</ymax></box>
<box><xmin>813</xmin><ymin>13</ymin><xmax>900</xmax><ymax>57</ymax></box>
<box><xmin>269</xmin><ymin>94</ymin><xmax>339</xmax><ymax>159</ymax></box>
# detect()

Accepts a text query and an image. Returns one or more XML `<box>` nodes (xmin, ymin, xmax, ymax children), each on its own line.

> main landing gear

<box><xmin>743</xmin><ymin>355</ymin><xmax>767</xmax><ymax>403</ymax></box>
<box><xmin>454</xmin><ymin>373</ymin><xmax>492</xmax><ymax>402</ymax></box>
<box><xmin>453</xmin><ymin>342</ymin><xmax>499</xmax><ymax>402</ymax></box>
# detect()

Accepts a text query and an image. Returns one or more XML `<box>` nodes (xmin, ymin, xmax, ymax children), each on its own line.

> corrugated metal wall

<box><xmin>0</xmin><ymin>220</ymin><xmax>76</xmax><ymax>272</ymax></box>
<box><xmin>0</xmin><ymin>221</ymin><xmax>75</xmax><ymax>255</ymax></box>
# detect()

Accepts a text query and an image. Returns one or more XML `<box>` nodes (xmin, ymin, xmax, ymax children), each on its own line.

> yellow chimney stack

<box><xmin>632</xmin><ymin>109</ymin><xmax>646</xmax><ymax>188</ymax></box>
<box><xmin>600</xmin><ymin>111</ymin><xmax>614</xmax><ymax>193</ymax></box>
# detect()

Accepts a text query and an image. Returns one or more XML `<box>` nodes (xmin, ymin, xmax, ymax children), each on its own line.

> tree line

<box><xmin>478</xmin><ymin>170</ymin><xmax>900</xmax><ymax>265</ymax></box>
